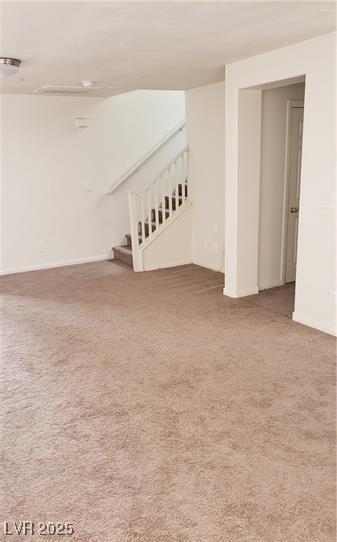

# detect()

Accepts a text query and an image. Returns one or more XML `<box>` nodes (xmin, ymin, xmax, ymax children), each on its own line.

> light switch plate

<box><xmin>82</xmin><ymin>182</ymin><xmax>94</xmax><ymax>192</ymax></box>
<box><xmin>330</xmin><ymin>291</ymin><xmax>337</xmax><ymax>305</ymax></box>
<box><xmin>321</xmin><ymin>194</ymin><xmax>335</xmax><ymax>209</ymax></box>
<box><xmin>75</xmin><ymin>117</ymin><xmax>89</xmax><ymax>128</ymax></box>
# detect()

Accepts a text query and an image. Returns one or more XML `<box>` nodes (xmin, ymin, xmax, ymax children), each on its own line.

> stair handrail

<box><xmin>104</xmin><ymin>119</ymin><xmax>185</xmax><ymax>195</ymax></box>
<box><xmin>135</xmin><ymin>145</ymin><xmax>189</xmax><ymax>199</ymax></box>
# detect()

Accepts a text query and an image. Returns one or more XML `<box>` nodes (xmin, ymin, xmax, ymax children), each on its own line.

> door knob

<box><xmin>290</xmin><ymin>206</ymin><xmax>298</xmax><ymax>214</ymax></box>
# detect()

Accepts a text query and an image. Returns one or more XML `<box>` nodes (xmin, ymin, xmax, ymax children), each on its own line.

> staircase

<box><xmin>113</xmin><ymin>180</ymin><xmax>188</xmax><ymax>268</ymax></box>
<box><xmin>113</xmin><ymin>235</ymin><xmax>133</xmax><ymax>267</ymax></box>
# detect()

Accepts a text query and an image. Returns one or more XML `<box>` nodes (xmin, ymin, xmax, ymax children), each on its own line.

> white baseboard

<box><xmin>223</xmin><ymin>286</ymin><xmax>259</xmax><ymax>298</ymax></box>
<box><xmin>143</xmin><ymin>259</ymin><xmax>193</xmax><ymax>272</ymax></box>
<box><xmin>292</xmin><ymin>312</ymin><xmax>336</xmax><ymax>337</ymax></box>
<box><xmin>0</xmin><ymin>254</ymin><xmax>108</xmax><ymax>276</ymax></box>
<box><xmin>259</xmin><ymin>279</ymin><xmax>284</xmax><ymax>290</ymax></box>
<box><xmin>192</xmin><ymin>259</ymin><xmax>224</xmax><ymax>274</ymax></box>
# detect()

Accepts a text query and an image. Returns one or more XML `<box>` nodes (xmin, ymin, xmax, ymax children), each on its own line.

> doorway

<box><xmin>284</xmin><ymin>101</ymin><xmax>304</xmax><ymax>283</ymax></box>
<box><xmin>257</xmin><ymin>80</ymin><xmax>305</xmax><ymax>292</ymax></box>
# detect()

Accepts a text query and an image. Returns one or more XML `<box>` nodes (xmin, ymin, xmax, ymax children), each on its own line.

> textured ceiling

<box><xmin>0</xmin><ymin>1</ymin><xmax>336</xmax><ymax>96</ymax></box>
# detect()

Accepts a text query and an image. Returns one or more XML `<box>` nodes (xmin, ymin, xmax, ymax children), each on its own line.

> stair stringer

<box><xmin>135</xmin><ymin>202</ymin><xmax>192</xmax><ymax>271</ymax></box>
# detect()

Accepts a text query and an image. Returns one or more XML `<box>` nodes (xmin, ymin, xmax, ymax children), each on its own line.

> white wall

<box><xmin>142</xmin><ymin>205</ymin><xmax>192</xmax><ymax>271</ymax></box>
<box><xmin>224</xmin><ymin>32</ymin><xmax>336</xmax><ymax>335</ymax></box>
<box><xmin>236</xmin><ymin>88</ymin><xmax>262</xmax><ymax>296</ymax></box>
<box><xmin>0</xmin><ymin>90</ymin><xmax>185</xmax><ymax>274</ymax></box>
<box><xmin>259</xmin><ymin>82</ymin><xmax>305</xmax><ymax>289</ymax></box>
<box><xmin>185</xmin><ymin>81</ymin><xmax>226</xmax><ymax>272</ymax></box>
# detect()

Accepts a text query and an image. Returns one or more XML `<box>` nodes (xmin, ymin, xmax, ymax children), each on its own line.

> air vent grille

<box><xmin>34</xmin><ymin>85</ymin><xmax>89</xmax><ymax>95</ymax></box>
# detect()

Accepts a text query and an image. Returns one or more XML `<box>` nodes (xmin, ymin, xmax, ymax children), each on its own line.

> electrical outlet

<box><xmin>38</xmin><ymin>242</ymin><xmax>46</xmax><ymax>253</ymax></box>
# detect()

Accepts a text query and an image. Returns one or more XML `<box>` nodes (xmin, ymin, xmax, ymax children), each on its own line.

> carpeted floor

<box><xmin>0</xmin><ymin>262</ymin><xmax>335</xmax><ymax>542</ymax></box>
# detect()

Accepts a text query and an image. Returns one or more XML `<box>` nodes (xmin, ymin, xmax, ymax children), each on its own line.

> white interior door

<box><xmin>285</xmin><ymin>106</ymin><xmax>304</xmax><ymax>283</ymax></box>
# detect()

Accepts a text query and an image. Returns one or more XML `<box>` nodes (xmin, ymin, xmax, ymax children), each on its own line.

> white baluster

<box><xmin>185</xmin><ymin>148</ymin><xmax>189</xmax><ymax>191</ymax></box>
<box><xmin>176</xmin><ymin>159</ymin><xmax>180</xmax><ymax>194</ymax></box>
<box><xmin>177</xmin><ymin>163</ymin><xmax>180</xmax><ymax>201</ymax></box>
<box><xmin>141</xmin><ymin>194</ymin><xmax>145</xmax><ymax>243</ymax></box>
<box><xmin>128</xmin><ymin>191</ymin><xmax>139</xmax><ymax>271</ymax></box>
<box><xmin>178</xmin><ymin>155</ymin><xmax>184</xmax><ymax>207</ymax></box>
<box><xmin>174</xmin><ymin>159</ymin><xmax>180</xmax><ymax>211</ymax></box>
<box><xmin>155</xmin><ymin>179</ymin><xmax>159</xmax><ymax>230</ymax></box>
<box><xmin>182</xmin><ymin>150</ymin><xmax>187</xmax><ymax>205</ymax></box>
<box><xmin>182</xmin><ymin>153</ymin><xmax>186</xmax><ymax>199</ymax></box>
<box><xmin>147</xmin><ymin>187</ymin><xmax>152</xmax><ymax>237</ymax></box>
<box><xmin>161</xmin><ymin>174</ymin><xmax>166</xmax><ymax>225</ymax></box>
<box><xmin>167</xmin><ymin>168</ymin><xmax>172</xmax><ymax>217</ymax></box>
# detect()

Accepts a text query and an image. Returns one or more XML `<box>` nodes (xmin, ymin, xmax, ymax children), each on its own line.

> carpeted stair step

<box><xmin>113</xmin><ymin>245</ymin><xmax>133</xmax><ymax>267</ymax></box>
<box><xmin>125</xmin><ymin>233</ymin><xmax>143</xmax><ymax>247</ymax></box>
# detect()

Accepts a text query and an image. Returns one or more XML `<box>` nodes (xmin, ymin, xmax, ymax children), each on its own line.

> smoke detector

<box><xmin>81</xmin><ymin>80</ymin><xmax>93</xmax><ymax>87</ymax></box>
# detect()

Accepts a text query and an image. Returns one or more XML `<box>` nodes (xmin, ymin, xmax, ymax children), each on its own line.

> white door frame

<box><xmin>280</xmin><ymin>99</ymin><xmax>304</xmax><ymax>284</ymax></box>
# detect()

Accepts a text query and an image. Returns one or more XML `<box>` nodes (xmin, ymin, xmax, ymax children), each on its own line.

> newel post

<box><xmin>127</xmin><ymin>191</ymin><xmax>142</xmax><ymax>272</ymax></box>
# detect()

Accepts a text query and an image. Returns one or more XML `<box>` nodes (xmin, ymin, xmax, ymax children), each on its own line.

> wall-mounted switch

<box><xmin>82</xmin><ymin>182</ymin><xmax>94</xmax><ymax>192</ymax></box>
<box><xmin>75</xmin><ymin>117</ymin><xmax>89</xmax><ymax>128</ymax></box>
<box><xmin>330</xmin><ymin>291</ymin><xmax>337</xmax><ymax>305</ymax></box>
<box><xmin>321</xmin><ymin>194</ymin><xmax>335</xmax><ymax>209</ymax></box>
<box><xmin>38</xmin><ymin>242</ymin><xmax>46</xmax><ymax>253</ymax></box>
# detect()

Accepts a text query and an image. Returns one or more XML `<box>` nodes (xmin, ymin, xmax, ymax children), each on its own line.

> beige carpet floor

<box><xmin>0</xmin><ymin>262</ymin><xmax>335</xmax><ymax>542</ymax></box>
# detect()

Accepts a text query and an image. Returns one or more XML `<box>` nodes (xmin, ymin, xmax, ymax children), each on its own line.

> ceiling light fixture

<box><xmin>0</xmin><ymin>57</ymin><xmax>21</xmax><ymax>77</ymax></box>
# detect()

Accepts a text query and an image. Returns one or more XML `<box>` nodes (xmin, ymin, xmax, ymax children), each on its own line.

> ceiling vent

<box><xmin>34</xmin><ymin>85</ymin><xmax>89</xmax><ymax>95</ymax></box>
